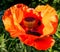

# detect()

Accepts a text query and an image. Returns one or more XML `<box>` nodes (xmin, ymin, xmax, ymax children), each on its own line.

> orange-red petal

<box><xmin>19</xmin><ymin>34</ymin><xmax>55</xmax><ymax>50</ymax></box>
<box><xmin>19</xmin><ymin>34</ymin><xmax>39</xmax><ymax>46</ymax></box>
<box><xmin>2</xmin><ymin>4</ymin><xmax>28</xmax><ymax>38</ymax></box>
<box><xmin>35</xmin><ymin>4</ymin><xmax>58</xmax><ymax>37</ymax></box>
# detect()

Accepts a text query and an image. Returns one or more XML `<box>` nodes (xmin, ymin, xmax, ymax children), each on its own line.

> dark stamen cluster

<box><xmin>26</xmin><ymin>30</ymin><xmax>41</xmax><ymax>36</ymax></box>
<box><xmin>24</xmin><ymin>17</ymin><xmax>35</xmax><ymax>22</ymax></box>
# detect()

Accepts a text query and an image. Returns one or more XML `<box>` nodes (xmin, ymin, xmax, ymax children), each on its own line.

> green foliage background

<box><xmin>0</xmin><ymin>0</ymin><xmax>60</xmax><ymax>52</ymax></box>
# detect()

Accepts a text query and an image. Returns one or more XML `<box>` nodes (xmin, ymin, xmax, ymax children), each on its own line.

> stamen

<box><xmin>24</xmin><ymin>17</ymin><xmax>35</xmax><ymax>22</ymax></box>
<box><xmin>26</xmin><ymin>30</ymin><xmax>40</xmax><ymax>36</ymax></box>
<box><xmin>38</xmin><ymin>20</ymin><xmax>41</xmax><ymax>26</ymax></box>
<box><xmin>23</xmin><ymin>17</ymin><xmax>41</xmax><ymax>36</ymax></box>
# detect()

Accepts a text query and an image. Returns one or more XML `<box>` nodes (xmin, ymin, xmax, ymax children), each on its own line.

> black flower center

<box><xmin>24</xmin><ymin>17</ymin><xmax>36</xmax><ymax>29</ymax></box>
<box><xmin>26</xmin><ymin>30</ymin><xmax>41</xmax><ymax>36</ymax></box>
<box><xmin>24</xmin><ymin>17</ymin><xmax>35</xmax><ymax>22</ymax></box>
<box><xmin>23</xmin><ymin>17</ymin><xmax>41</xmax><ymax>36</ymax></box>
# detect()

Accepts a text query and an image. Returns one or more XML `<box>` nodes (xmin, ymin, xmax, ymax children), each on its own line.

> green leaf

<box><xmin>0</xmin><ymin>34</ymin><xmax>5</xmax><ymax>48</ymax></box>
<box><xmin>44</xmin><ymin>0</ymin><xmax>48</xmax><ymax>2</ymax></box>
<box><xmin>57</xmin><ymin>23</ymin><xmax>60</xmax><ymax>31</ymax></box>
<box><xmin>39</xmin><ymin>0</ymin><xmax>41</xmax><ymax>2</ymax></box>
<box><xmin>53</xmin><ymin>0</ymin><xmax>57</xmax><ymax>3</ymax></box>
<box><xmin>48</xmin><ymin>47</ymin><xmax>52</xmax><ymax>52</ymax></box>
<box><xmin>56</xmin><ymin>0</ymin><xmax>60</xmax><ymax>3</ymax></box>
<box><xmin>55</xmin><ymin>31</ymin><xmax>60</xmax><ymax>38</ymax></box>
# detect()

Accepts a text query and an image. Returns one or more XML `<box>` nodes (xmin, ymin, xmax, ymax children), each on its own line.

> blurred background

<box><xmin>0</xmin><ymin>0</ymin><xmax>60</xmax><ymax>52</ymax></box>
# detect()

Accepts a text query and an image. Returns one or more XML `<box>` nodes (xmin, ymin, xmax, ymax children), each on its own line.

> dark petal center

<box><xmin>23</xmin><ymin>17</ymin><xmax>41</xmax><ymax>36</ymax></box>
<box><xmin>26</xmin><ymin>30</ymin><xmax>41</xmax><ymax>36</ymax></box>
<box><xmin>38</xmin><ymin>20</ymin><xmax>41</xmax><ymax>26</ymax></box>
<box><xmin>24</xmin><ymin>17</ymin><xmax>35</xmax><ymax>22</ymax></box>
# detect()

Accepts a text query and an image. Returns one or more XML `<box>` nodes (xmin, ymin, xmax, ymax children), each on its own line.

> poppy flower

<box><xmin>2</xmin><ymin>4</ymin><xmax>58</xmax><ymax>50</ymax></box>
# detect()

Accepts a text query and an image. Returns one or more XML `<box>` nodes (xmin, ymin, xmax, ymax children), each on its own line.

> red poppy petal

<box><xmin>19</xmin><ymin>34</ymin><xmax>39</xmax><ymax>46</ymax></box>
<box><xmin>33</xmin><ymin>36</ymin><xmax>55</xmax><ymax>50</ymax></box>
